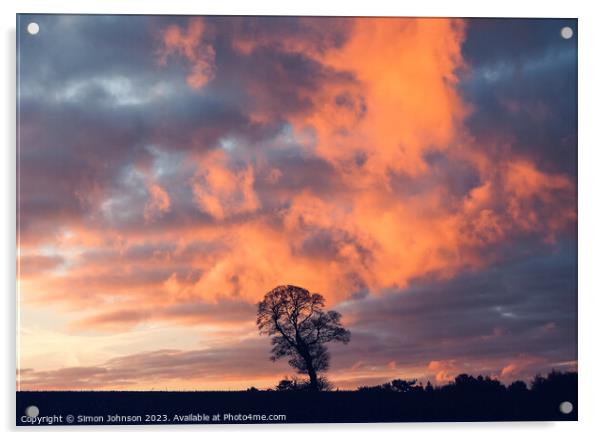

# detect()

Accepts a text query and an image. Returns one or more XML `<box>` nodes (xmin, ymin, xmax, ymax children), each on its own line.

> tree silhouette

<box><xmin>273</xmin><ymin>375</ymin><xmax>332</xmax><ymax>391</ymax></box>
<box><xmin>257</xmin><ymin>285</ymin><xmax>351</xmax><ymax>391</ymax></box>
<box><xmin>508</xmin><ymin>380</ymin><xmax>528</xmax><ymax>393</ymax></box>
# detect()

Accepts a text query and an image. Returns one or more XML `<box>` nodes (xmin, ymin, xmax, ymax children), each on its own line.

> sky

<box><xmin>17</xmin><ymin>16</ymin><xmax>577</xmax><ymax>390</ymax></box>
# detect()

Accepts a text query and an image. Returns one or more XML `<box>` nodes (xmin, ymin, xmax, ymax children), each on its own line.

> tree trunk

<box><xmin>306</xmin><ymin>360</ymin><xmax>319</xmax><ymax>391</ymax></box>
<box><xmin>295</xmin><ymin>334</ymin><xmax>319</xmax><ymax>391</ymax></box>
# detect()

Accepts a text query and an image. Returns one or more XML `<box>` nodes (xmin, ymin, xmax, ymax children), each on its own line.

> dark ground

<box><xmin>17</xmin><ymin>382</ymin><xmax>577</xmax><ymax>425</ymax></box>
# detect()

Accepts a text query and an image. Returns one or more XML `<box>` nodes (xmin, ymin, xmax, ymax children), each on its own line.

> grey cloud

<box><xmin>19</xmin><ymin>340</ymin><xmax>287</xmax><ymax>390</ymax></box>
<box><xmin>329</xmin><ymin>241</ymin><xmax>576</xmax><ymax>379</ymax></box>
<box><xmin>460</xmin><ymin>18</ymin><xmax>577</xmax><ymax>176</ymax></box>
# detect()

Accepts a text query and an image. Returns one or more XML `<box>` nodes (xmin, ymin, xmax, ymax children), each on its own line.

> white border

<box><xmin>2</xmin><ymin>1</ymin><xmax>601</xmax><ymax>438</ymax></box>
<box><xmin>3</xmin><ymin>0</ymin><xmax>585</xmax><ymax>17</ymax></box>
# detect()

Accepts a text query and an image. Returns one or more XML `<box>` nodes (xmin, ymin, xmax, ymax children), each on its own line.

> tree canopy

<box><xmin>257</xmin><ymin>285</ymin><xmax>351</xmax><ymax>390</ymax></box>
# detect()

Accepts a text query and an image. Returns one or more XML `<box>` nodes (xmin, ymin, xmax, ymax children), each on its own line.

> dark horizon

<box><xmin>16</xmin><ymin>368</ymin><xmax>577</xmax><ymax>392</ymax></box>
<box><xmin>17</xmin><ymin>371</ymin><xmax>578</xmax><ymax>425</ymax></box>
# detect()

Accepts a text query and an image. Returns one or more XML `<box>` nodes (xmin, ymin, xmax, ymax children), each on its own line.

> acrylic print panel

<box><xmin>16</xmin><ymin>14</ymin><xmax>577</xmax><ymax>425</ymax></box>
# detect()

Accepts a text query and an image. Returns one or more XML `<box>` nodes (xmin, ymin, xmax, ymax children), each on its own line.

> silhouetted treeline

<box><xmin>260</xmin><ymin>370</ymin><xmax>577</xmax><ymax>421</ymax></box>
<box><xmin>271</xmin><ymin>370</ymin><xmax>576</xmax><ymax>396</ymax></box>
<box><xmin>355</xmin><ymin>372</ymin><xmax>575</xmax><ymax>394</ymax></box>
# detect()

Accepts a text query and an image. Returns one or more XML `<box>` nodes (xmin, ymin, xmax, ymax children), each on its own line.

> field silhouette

<box><xmin>17</xmin><ymin>371</ymin><xmax>576</xmax><ymax>425</ymax></box>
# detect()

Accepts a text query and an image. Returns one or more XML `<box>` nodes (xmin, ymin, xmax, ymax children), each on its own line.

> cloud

<box><xmin>18</xmin><ymin>16</ymin><xmax>576</xmax><ymax>306</ymax></box>
<box><xmin>292</xmin><ymin>18</ymin><xmax>468</xmax><ymax>177</ymax></box>
<box><xmin>19</xmin><ymin>255</ymin><xmax>64</xmax><ymax>277</ymax></box>
<box><xmin>144</xmin><ymin>182</ymin><xmax>171</xmax><ymax>222</ymax></box>
<box><xmin>191</xmin><ymin>150</ymin><xmax>260</xmax><ymax>219</ymax></box>
<box><xmin>19</xmin><ymin>342</ymin><xmax>288</xmax><ymax>391</ymax></box>
<box><xmin>20</xmin><ymin>245</ymin><xmax>576</xmax><ymax>390</ymax></box>
<box><xmin>328</xmin><ymin>244</ymin><xmax>576</xmax><ymax>384</ymax></box>
<box><xmin>500</xmin><ymin>355</ymin><xmax>547</xmax><ymax>380</ymax></box>
<box><xmin>428</xmin><ymin>360</ymin><xmax>459</xmax><ymax>383</ymax></box>
<box><xmin>71</xmin><ymin>299</ymin><xmax>256</xmax><ymax>332</ymax></box>
<box><xmin>460</xmin><ymin>18</ymin><xmax>577</xmax><ymax>176</ymax></box>
<box><xmin>158</xmin><ymin>18</ymin><xmax>216</xmax><ymax>89</ymax></box>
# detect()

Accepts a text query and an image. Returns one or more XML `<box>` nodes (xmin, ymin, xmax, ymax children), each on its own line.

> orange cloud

<box><xmin>292</xmin><ymin>18</ymin><xmax>468</xmax><ymax>179</ymax></box>
<box><xmin>191</xmin><ymin>150</ymin><xmax>260</xmax><ymax>220</ymax></box>
<box><xmin>19</xmin><ymin>18</ymin><xmax>576</xmax><ymax>319</ymax></box>
<box><xmin>428</xmin><ymin>360</ymin><xmax>459</xmax><ymax>384</ymax></box>
<box><xmin>158</xmin><ymin>18</ymin><xmax>215</xmax><ymax>89</ymax></box>
<box><xmin>144</xmin><ymin>182</ymin><xmax>171</xmax><ymax>222</ymax></box>
<box><xmin>500</xmin><ymin>355</ymin><xmax>547</xmax><ymax>380</ymax></box>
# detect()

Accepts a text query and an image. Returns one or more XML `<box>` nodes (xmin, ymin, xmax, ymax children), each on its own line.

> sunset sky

<box><xmin>17</xmin><ymin>16</ymin><xmax>577</xmax><ymax>390</ymax></box>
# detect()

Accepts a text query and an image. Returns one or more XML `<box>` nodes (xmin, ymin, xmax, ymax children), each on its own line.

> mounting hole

<box><xmin>25</xmin><ymin>405</ymin><xmax>39</xmax><ymax>417</ymax></box>
<box><xmin>560</xmin><ymin>26</ymin><xmax>573</xmax><ymax>40</ymax></box>
<box><xmin>559</xmin><ymin>401</ymin><xmax>573</xmax><ymax>414</ymax></box>
<box><xmin>27</xmin><ymin>22</ymin><xmax>39</xmax><ymax>35</ymax></box>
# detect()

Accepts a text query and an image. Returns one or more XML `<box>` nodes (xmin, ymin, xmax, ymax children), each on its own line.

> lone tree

<box><xmin>257</xmin><ymin>285</ymin><xmax>351</xmax><ymax>391</ymax></box>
